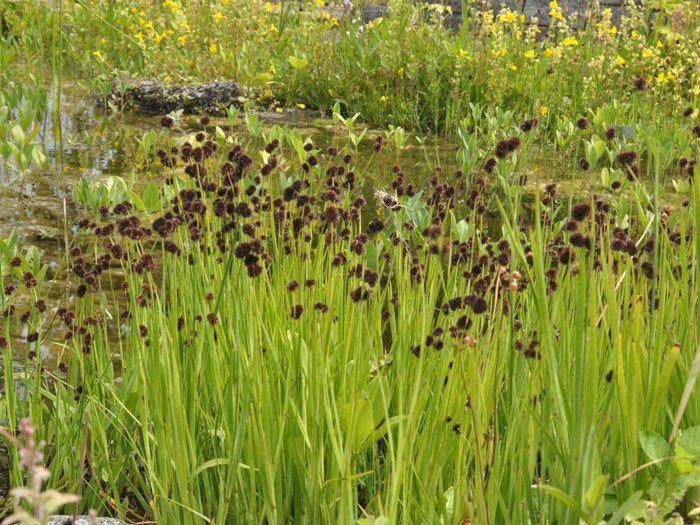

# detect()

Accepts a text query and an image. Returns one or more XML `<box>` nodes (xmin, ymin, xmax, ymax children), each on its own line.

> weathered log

<box><xmin>104</xmin><ymin>79</ymin><xmax>240</xmax><ymax>115</ymax></box>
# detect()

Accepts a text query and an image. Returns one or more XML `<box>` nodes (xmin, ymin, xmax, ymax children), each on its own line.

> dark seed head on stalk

<box><xmin>483</xmin><ymin>157</ymin><xmax>497</xmax><ymax>173</ymax></box>
<box><xmin>569</xmin><ymin>232</ymin><xmax>591</xmax><ymax>249</ymax></box>
<box><xmin>470</xmin><ymin>296</ymin><xmax>488</xmax><ymax>314</ymax></box>
<box><xmin>617</xmin><ymin>150</ymin><xmax>637</xmax><ymax>165</ymax></box>
<box><xmin>571</xmin><ymin>203</ymin><xmax>591</xmax><ymax>221</ymax></box>
<box><xmin>576</xmin><ymin>117</ymin><xmax>589</xmax><ymax>130</ymax></box>
<box><xmin>290</xmin><ymin>304</ymin><xmax>304</xmax><ymax>319</ymax></box>
<box><xmin>634</xmin><ymin>76</ymin><xmax>648</xmax><ymax>91</ymax></box>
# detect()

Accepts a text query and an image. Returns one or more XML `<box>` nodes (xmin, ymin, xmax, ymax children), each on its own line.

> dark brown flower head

<box><xmin>470</xmin><ymin>296</ymin><xmax>488</xmax><ymax>314</ymax></box>
<box><xmin>207</xmin><ymin>312</ymin><xmax>219</xmax><ymax>325</ymax></box>
<box><xmin>160</xmin><ymin>115</ymin><xmax>174</xmax><ymax>128</ymax></box>
<box><xmin>483</xmin><ymin>157</ymin><xmax>497</xmax><ymax>173</ymax></box>
<box><xmin>367</xmin><ymin>218</ymin><xmax>384</xmax><ymax>234</ymax></box>
<box><xmin>571</xmin><ymin>203</ymin><xmax>591</xmax><ymax>221</ymax></box>
<box><xmin>569</xmin><ymin>232</ymin><xmax>591</xmax><ymax>249</ymax></box>
<box><xmin>23</xmin><ymin>272</ymin><xmax>37</xmax><ymax>288</ymax></box>
<box><xmin>617</xmin><ymin>150</ymin><xmax>637</xmax><ymax>165</ymax></box>
<box><xmin>634</xmin><ymin>76</ymin><xmax>648</xmax><ymax>91</ymax></box>
<box><xmin>290</xmin><ymin>304</ymin><xmax>304</xmax><ymax>319</ymax></box>
<box><xmin>576</xmin><ymin>117</ymin><xmax>589</xmax><ymax>130</ymax></box>
<box><xmin>578</xmin><ymin>158</ymin><xmax>590</xmax><ymax>170</ymax></box>
<box><xmin>519</xmin><ymin>118</ymin><xmax>538</xmax><ymax>132</ymax></box>
<box><xmin>605</xmin><ymin>126</ymin><xmax>616</xmax><ymax>140</ymax></box>
<box><xmin>506</xmin><ymin>136</ymin><xmax>521</xmax><ymax>151</ymax></box>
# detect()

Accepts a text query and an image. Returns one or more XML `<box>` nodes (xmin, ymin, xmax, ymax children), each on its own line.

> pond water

<box><xmin>2</xmin><ymin>79</ymin><xmax>685</xmax><ymax>370</ymax></box>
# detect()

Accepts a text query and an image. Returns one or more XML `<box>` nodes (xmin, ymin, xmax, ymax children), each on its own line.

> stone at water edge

<box><xmin>48</xmin><ymin>517</ymin><xmax>127</xmax><ymax>525</ymax></box>
<box><xmin>101</xmin><ymin>79</ymin><xmax>241</xmax><ymax>116</ymax></box>
<box><xmin>362</xmin><ymin>4</ymin><xmax>388</xmax><ymax>23</ymax></box>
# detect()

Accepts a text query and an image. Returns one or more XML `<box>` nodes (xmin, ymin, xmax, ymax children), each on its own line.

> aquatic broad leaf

<box><xmin>288</xmin><ymin>55</ymin><xmax>308</xmax><ymax>70</ymax></box>
<box><xmin>341</xmin><ymin>399</ymin><xmax>374</xmax><ymax>453</ymax></box>
<box><xmin>142</xmin><ymin>182</ymin><xmax>162</xmax><ymax>212</ymax></box>
<box><xmin>106</xmin><ymin>176</ymin><xmax>129</xmax><ymax>204</ymax></box>
<box><xmin>251</xmin><ymin>72</ymin><xmax>274</xmax><ymax>86</ymax></box>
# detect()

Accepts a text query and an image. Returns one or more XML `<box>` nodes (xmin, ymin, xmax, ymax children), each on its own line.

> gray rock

<box><xmin>49</xmin><ymin>516</ymin><xmax>127</xmax><ymax>525</ymax></box>
<box><xmin>103</xmin><ymin>79</ymin><xmax>240</xmax><ymax>115</ymax></box>
<box><xmin>362</xmin><ymin>4</ymin><xmax>388</xmax><ymax>23</ymax></box>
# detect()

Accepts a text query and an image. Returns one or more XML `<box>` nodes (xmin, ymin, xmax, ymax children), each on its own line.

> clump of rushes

<box><xmin>2</xmin><ymin>111</ymin><xmax>698</xmax><ymax>525</ymax></box>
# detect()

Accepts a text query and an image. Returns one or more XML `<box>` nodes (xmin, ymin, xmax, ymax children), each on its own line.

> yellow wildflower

<box><xmin>562</xmin><ymin>36</ymin><xmax>579</xmax><ymax>46</ymax></box>
<box><xmin>296</xmin><ymin>103</ymin><xmax>306</xmax><ymax>109</ymax></box>
<box><xmin>214</xmin><ymin>11</ymin><xmax>223</xmax><ymax>20</ymax></box>
<box><xmin>164</xmin><ymin>75</ymin><xmax>172</xmax><ymax>82</ymax></box>
<box><xmin>264</xmin><ymin>2</ymin><xmax>273</xmax><ymax>12</ymax></box>
<box><xmin>509</xmin><ymin>63</ymin><xmax>518</xmax><ymax>70</ymax></box>
<box><xmin>540</xmin><ymin>106</ymin><xmax>548</xmax><ymax>116</ymax></box>
<box><xmin>92</xmin><ymin>50</ymin><xmax>103</xmax><ymax>59</ymax></box>
<box><xmin>655</xmin><ymin>71</ymin><xmax>675</xmax><ymax>84</ymax></box>
<box><xmin>177</xmin><ymin>35</ymin><xmax>187</xmax><ymax>46</ymax></box>
<box><xmin>614</xmin><ymin>55</ymin><xmax>625</xmax><ymax>66</ymax></box>
<box><xmin>397</xmin><ymin>67</ymin><xmax>404</xmax><ymax>78</ymax></box>
<box><xmin>642</xmin><ymin>48</ymin><xmax>652</xmax><ymax>58</ymax></box>
<box><xmin>524</xmin><ymin>50</ymin><xmax>535</xmax><ymax>59</ymax></box>
<box><xmin>99</xmin><ymin>38</ymin><xmax>107</xmax><ymax>45</ymax></box>
<box><xmin>209</xmin><ymin>43</ymin><xmax>218</xmax><ymax>53</ymax></box>
<box><xmin>498</xmin><ymin>10</ymin><xmax>517</xmax><ymax>24</ymax></box>
<box><xmin>380</xmin><ymin>96</ymin><xmax>388</xmax><ymax>103</ymax></box>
